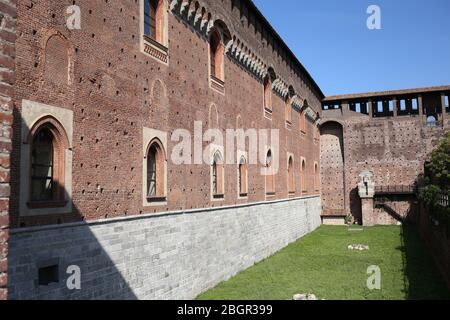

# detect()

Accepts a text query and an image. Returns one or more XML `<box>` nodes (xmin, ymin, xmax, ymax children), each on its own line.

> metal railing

<box><xmin>437</xmin><ymin>191</ymin><xmax>449</xmax><ymax>208</ymax></box>
<box><xmin>374</xmin><ymin>185</ymin><xmax>417</xmax><ymax>195</ymax></box>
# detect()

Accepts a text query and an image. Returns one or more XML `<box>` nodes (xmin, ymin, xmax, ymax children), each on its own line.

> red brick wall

<box><xmin>321</xmin><ymin>110</ymin><xmax>448</xmax><ymax>223</ymax></box>
<box><xmin>10</xmin><ymin>0</ymin><xmax>322</xmax><ymax>228</ymax></box>
<box><xmin>0</xmin><ymin>0</ymin><xmax>16</xmax><ymax>300</ymax></box>
<box><xmin>320</xmin><ymin>121</ymin><xmax>345</xmax><ymax>215</ymax></box>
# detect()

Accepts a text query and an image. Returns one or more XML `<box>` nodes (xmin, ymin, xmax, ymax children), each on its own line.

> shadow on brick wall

<box><xmin>7</xmin><ymin>111</ymin><xmax>138</xmax><ymax>300</ymax></box>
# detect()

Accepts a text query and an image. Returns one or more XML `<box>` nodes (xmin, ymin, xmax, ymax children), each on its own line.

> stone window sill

<box><xmin>210</xmin><ymin>75</ymin><xmax>225</xmax><ymax>94</ymax></box>
<box><xmin>27</xmin><ymin>200</ymin><xmax>68</xmax><ymax>209</ymax></box>
<box><xmin>147</xmin><ymin>196</ymin><xmax>167</xmax><ymax>203</ymax></box>
<box><xmin>142</xmin><ymin>35</ymin><xmax>169</xmax><ymax>64</ymax></box>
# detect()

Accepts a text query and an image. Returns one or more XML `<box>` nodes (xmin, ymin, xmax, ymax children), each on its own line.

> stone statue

<box><xmin>358</xmin><ymin>170</ymin><xmax>375</xmax><ymax>198</ymax></box>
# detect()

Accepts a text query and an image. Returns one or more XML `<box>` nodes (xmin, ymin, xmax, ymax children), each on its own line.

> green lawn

<box><xmin>197</xmin><ymin>225</ymin><xmax>450</xmax><ymax>300</ymax></box>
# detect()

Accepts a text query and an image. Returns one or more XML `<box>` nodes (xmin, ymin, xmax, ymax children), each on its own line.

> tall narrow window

<box><xmin>265</xmin><ymin>150</ymin><xmax>275</xmax><ymax>195</ymax></box>
<box><xmin>31</xmin><ymin>129</ymin><xmax>54</xmax><ymax>202</ymax></box>
<box><xmin>301</xmin><ymin>159</ymin><xmax>307</xmax><ymax>193</ymax></box>
<box><xmin>300</xmin><ymin>112</ymin><xmax>306</xmax><ymax>133</ymax></box>
<box><xmin>210</xmin><ymin>31</ymin><xmax>224</xmax><ymax>81</ymax></box>
<box><xmin>212</xmin><ymin>152</ymin><xmax>224</xmax><ymax>198</ymax></box>
<box><xmin>288</xmin><ymin>156</ymin><xmax>295</xmax><ymax>194</ymax></box>
<box><xmin>264</xmin><ymin>75</ymin><xmax>272</xmax><ymax>113</ymax></box>
<box><xmin>412</xmin><ymin>98</ymin><xmax>418</xmax><ymax>110</ymax></box>
<box><xmin>146</xmin><ymin>140</ymin><xmax>166</xmax><ymax>201</ymax></box>
<box><xmin>314</xmin><ymin>162</ymin><xmax>319</xmax><ymax>191</ymax></box>
<box><xmin>28</xmin><ymin>118</ymin><xmax>68</xmax><ymax>208</ymax></box>
<box><xmin>285</xmin><ymin>97</ymin><xmax>292</xmax><ymax>126</ymax></box>
<box><xmin>144</xmin><ymin>0</ymin><xmax>166</xmax><ymax>44</ymax></box>
<box><xmin>238</xmin><ymin>157</ymin><xmax>248</xmax><ymax>197</ymax></box>
<box><xmin>445</xmin><ymin>95</ymin><xmax>449</xmax><ymax>110</ymax></box>
<box><xmin>400</xmin><ymin>99</ymin><xmax>406</xmax><ymax>111</ymax></box>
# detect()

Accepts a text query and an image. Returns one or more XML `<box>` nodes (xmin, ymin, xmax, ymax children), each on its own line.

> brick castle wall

<box><xmin>10</xmin><ymin>0</ymin><xmax>322</xmax><ymax>228</ymax></box>
<box><xmin>0</xmin><ymin>0</ymin><xmax>16</xmax><ymax>300</ymax></box>
<box><xmin>321</xmin><ymin>110</ymin><xmax>448</xmax><ymax>223</ymax></box>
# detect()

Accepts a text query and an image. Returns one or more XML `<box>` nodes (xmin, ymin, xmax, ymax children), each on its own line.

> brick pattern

<box><xmin>0</xmin><ymin>0</ymin><xmax>15</xmax><ymax>300</ymax></box>
<box><xmin>11</xmin><ymin>0</ymin><xmax>322</xmax><ymax>228</ymax></box>
<box><xmin>321</xmin><ymin>102</ymin><xmax>449</xmax><ymax>224</ymax></box>
<box><xmin>7</xmin><ymin>196</ymin><xmax>321</xmax><ymax>300</ymax></box>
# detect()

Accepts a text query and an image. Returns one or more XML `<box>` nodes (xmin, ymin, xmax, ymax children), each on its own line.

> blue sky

<box><xmin>253</xmin><ymin>0</ymin><xmax>450</xmax><ymax>96</ymax></box>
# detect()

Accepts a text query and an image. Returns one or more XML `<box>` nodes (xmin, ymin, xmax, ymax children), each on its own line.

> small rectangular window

<box><xmin>355</xmin><ymin>103</ymin><xmax>361</xmax><ymax>113</ymax></box>
<box><xmin>445</xmin><ymin>95</ymin><xmax>449</xmax><ymax>107</ymax></box>
<box><xmin>377</xmin><ymin>101</ymin><xmax>383</xmax><ymax>112</ymax></box>
<box><xmin>412</xmin><ymin>98</ymin><xmax>418</xmax><ymax>110</ymax></box>
<box><xmin>389</xmin><ymin>100</ymin><xmax>394</xmax><ymax>112</ymax></box>
<box><xmin>38</xmin><ymin>265</ymin><xmax>59</xmax><ymax>286</ymax></box>
<box><xmin>323</xmin><ymin>105</ymin><xmax>329</xmax><ymax>110</ymax></box>
<box><xmin>400</xmin><ymin>100</ymin><xmax>406</xmax><ymax>111</ymax></box>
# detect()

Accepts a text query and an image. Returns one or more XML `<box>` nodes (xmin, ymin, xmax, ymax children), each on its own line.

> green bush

<box><xmin>425</xmin><ymin>132</ymin><xmax>450</xmax><ymax>189</ymax></box>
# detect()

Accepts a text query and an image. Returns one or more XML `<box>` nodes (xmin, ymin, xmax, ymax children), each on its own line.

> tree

<box><xmin>425</xmin><ymin>132</ymin><xmax>450</xmax><ymax>190</ymax></box>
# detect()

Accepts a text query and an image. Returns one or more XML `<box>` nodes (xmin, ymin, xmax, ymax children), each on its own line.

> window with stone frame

<box><xmin>288</xmin><ymin>156</ymin><xmax>295</xmax><ymax>194</ymax></box>
<box><xmin>212</xmin><ymin>152</ymin><xmax>224</xmax><ymax>199</ymax></box>
<box><xmin>301</xmin><ymin>159</ymin><xmax>307</xmax><ymax>193</ymax></box>
<box><xmin>285</xmin><ymin>97</ymin><xmax>292</xmax><ymax>127</ymax></box>
<box><xmin>210</xmin><ymin>30</ymin><xmax>224</xmax><ymax>81</ymax></box>
<box><xmin>314</xmin><ymin>162</ymin><xmax>319</xmax><ymax>191</ymax></box>
<box><xmin>146</xmin><ymin>139</ymin><xmax>166</xmax><ymax>201</ymax></box>
<box><xmin>265</xmin><ymin>150</ymin><xmax>275</xmax><ymax>195</ymax></box>
<box><xmin>263</xmin><ymin>75</ymin><xmax>272</xmax><ymax>114</ymax></box>
<box><xmin>144</xmin><ymin>0</ymin><xmax>165</xmax><ymax>44</ymax></box>
<box><xmin>28</xmin><ymin>119</ymin><xmax>68</xmax><ymax>208</ymax></box>
<box><xmin>238</xmin><ymin>156</ymin><xmax>248</xmax><ymax>197</ymax></box>
<box><xmin>300</xmin><ymin>111</ymin><xmax>306</xmax><ymax>133</ymax></box>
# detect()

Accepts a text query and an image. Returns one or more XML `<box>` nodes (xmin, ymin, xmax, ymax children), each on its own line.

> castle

<box><xmin>0</xmin><ymin>0</ymin><xmax>448</xmax><ymax>299</ymax></box>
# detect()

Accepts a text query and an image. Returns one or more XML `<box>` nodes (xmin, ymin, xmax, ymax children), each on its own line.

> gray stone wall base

<box><xmin>8</xmin><ymin>196</ymin><xmax>321</xmax><ymax>300</ymax></box>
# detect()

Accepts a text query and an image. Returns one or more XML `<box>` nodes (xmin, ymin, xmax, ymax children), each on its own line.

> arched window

<box><xmin>238</xmin><ymin>156</ymin><xmax>248</xmax><ymax>197</ymax></box>
<box><xmin>144</xmin><ymin>0</ymin><xmax>165</xmax><ymax>44</ymax></box>
<box><xmin>264</xmin><ymin>75</ymin><xmax>272</xmax><ymax>113</ymax></box>
<box><xmin>146</xmin><ymin>140</ymin><xmax>166</xmax><ymax>200</ymax></box>
<box><xmin>29</xmin><ymin>118</ymin><xmax>68</xmax><ymax>207</ymax></box>
<box><xmin>314</xmin><ymin>162</ymin><xmax>319</xmax><ymax>191</ymax></box>
<box><xmin>300</xmin><ymin>111</ymin><xmax>306</xmax><ymax>133</ymax></box>
<box><xmin>210</xmin><ymin>30</ymin><xmax>224</xmax><ymax>81</ymax></box>
<box><xmin>31</xmin><ymin>128</ymin><xmax>54</xmax><ymax>202</ymax></box>
<box><xmin>285</xmin><ymin>97</ymin><xmax>292</xmax><ymax>126</ymax></box>
<box><xmin>301</xmin><ymin>159</ymin><xmax>307</xmax><ymax>193</ymax></box>
<box><xmin>265</xmin><ymin>150</ymin><xmax>275</xmax><ymax>195</ymax></box>
<box><xmin>288</xmin><ymin>156</ymin><xmax>295</xmax><ymax>194</ymax></box>
<box><xmin>212</xmin><ymin>152</ymin><xmax>224</xmax><ymax>198</ymax></box>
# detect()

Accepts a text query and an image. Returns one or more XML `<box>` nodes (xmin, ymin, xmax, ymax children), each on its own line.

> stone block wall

<box><xmin>0</xmin><ymin>0</ymin><xmax>16</xmax><ymax>300</ymax></box>
<box><xmin>8</xmin><ymin>196</ymin><xmax>321</xmax><ymax>300</ymax></box>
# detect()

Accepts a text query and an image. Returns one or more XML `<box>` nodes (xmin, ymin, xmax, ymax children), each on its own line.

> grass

<box><xmin>197</xmin><ymin>225</ymin><xmax>450</xmax><ymax>300</ymax></box>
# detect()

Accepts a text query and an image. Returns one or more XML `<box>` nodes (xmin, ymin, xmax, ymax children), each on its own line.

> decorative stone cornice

<box><xmin>291</xmin><ymin>95</ymin><xmax>303</xmax><ymax>111</ymax></box>
<box><xmin>226</xmin><ymin>38</ymin><xmax>267</xmax><ymax>80</ymax></box>
<box><xmin>305</xmin><ymin>106</ymin><xmax>317</xmax><ymax>121</ymax></box>
<box><xmin>169</xmin><ymin>0</ymin><xmax>320</xmax><ymax>112</ymax></box>
<box><xmin>170</xmin><ymin>0</ymin><xmax>214</xmax><ymax>37</ymax></box>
